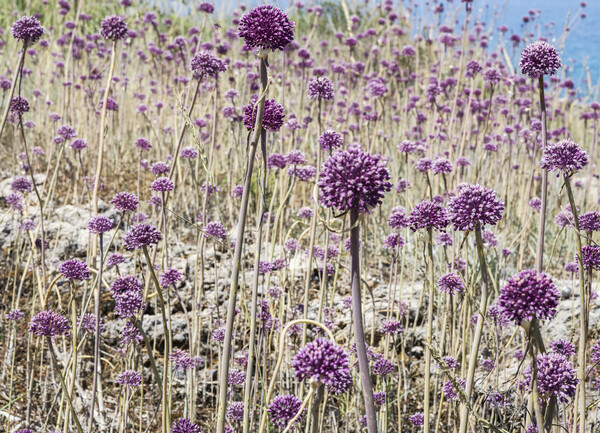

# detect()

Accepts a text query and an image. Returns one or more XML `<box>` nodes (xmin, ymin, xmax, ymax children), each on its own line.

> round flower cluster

<box><xmin>307</xmin><ymin>76</ymin><xmax>335</xmax><ymax>100</ymax></box>
<box><xmin>447</xmin><ymin>184</ymin><xmax>504</xmax><ymax>231</ymax></box>
<box><xmin>70</xmin><ymin>138</ymin><xmax>88</xmax><ymax>150</ymax></box>
<box><xmin>169</xmin><ymin>348</ymin><xmax>203</xmax><ymax>371</ymax></box>
<box><xmin>189</xmin><ymin>50</ymin><xmax>227</xmax><ymax>78</ymax></box>
<box><xmin>520</xmin><ymin>40</ymin><xmax>562</xmax><ymax>78</ymax></box>
<box><xmin>388</xmin><ymin>206</ymin><xmax>410</xmax><ymax>229</ymax></box>
<box><xmin>318</xmin><ymin>129</ymin><xmax>343</xmax><ymax>150</ymax></box>
<box><xmin>29</xmin><ymin>310</ymin><xmax>70</xmax><ymax>338</ymax></box>
<box><xmin>150</xmin><ymin>177</ymin><xmax>174</xmax><ymax>192</ymax></box>
<box><xmin>160</xmin><ymin>268</ymin><xmax>182</xmax><ymax>288</ymax></box>
<box><xmin>170</xmin><ymin>418</ymin><xmax>201</xmax><ymax>433</ymax></box>
<box><xmin>59</xmin><ymin>259</ymin><xmax>90</xmax><ymax>281</ymax></box>
<box><xmin>579</xmin><ymin>211</ymin><xmax>600</xmax><ymax>232</ymax></box>
<box><xmin>100</xmin><ymin>15</ymin><xmax>128</xmax><ymax>41</ymax></box>
<box><xmin>317</xmin><ymin>144</ymin><xmax>391</xmax><ymax>214</ymax></box>
<box><xmin>135</xmin><ymin>137</ymin><xmax>152</xmax><ymax>151</ymax></box>
<box><xmin>524</xmin><ymin>353</ymin><xmax>578</xmax><ymax>402</ymax></box>
<box><xmin>78</xmin><ymin>313</ymin><xmax>104</xmax><ymax>335</ymax></box>
<box><xmin>409</xmin><ymin>201</ymin><xmax>449</xmax><ymax>231</ymax></box>
<box><xmin>580</xmin><ymin>245</ymin><xmax>600</xmax><ymax>271</ymax></box>
<box><xmin>114</xmin><ymin>290</ymin><xmax>145</xmax><ymax>319</ymax></box>
<box><xmin>268</xmin><ymin>395</ymin><xmax>304</xmax><ymax>428</ymax></box>
<box><xmin>116</xmin><ymin>370</ymin><xmax>142</xmax><ymax>387</ymax></box>
<box><xmin>11</xmin><ymin>176</ymin><xmax>32</xmax><ymax>193</ymax></box>
<box><xmin>237</xmin><ymin>5</ymin><xmax>295</xmax><ymax>52</ymax></box>
<box><xmin>549</xmin><ymin>339</ymin><xmax>576</xmax><ymax>358</ymax></box>
<box><xmin>180</xmin><ymin>147</ymin><xmax>198</xmax><ymax>159</ymax></box>
<box><xmin>540</xmin><ymin>139</ymin><xmax>589</xmax><ymax>175</ymax></box>
<box><xmin>87</xmin><ymin>215</ymin><xmax>113</xmax><ymax>234</ymax></box>
<box><xmin>498</xmin><ymin>269</ymin><xmax>560</xmax><ymax>325</ymax></box>
<box><xmin>10</xmin><ymin>96</ymin><xmax>30</xmax><ymax>115</ymax></box>
<box><xmin>111</xmin><ymin>275</ymin><xmax>142</xmax><ymax>295</ymax></box>
<box><xmin>123</xmin><ymin>223</ymin><xmax>162</xmax><ymax>250</ymax></box>
<box><xmin>111</xmin><ymin>192</ymin><xmax>139</xmax><ymax>212</ymax></box>
<box><xmin>242</xmin><ymin>97</ymin><xmax>285</xmax><ymax>132</ymax></box>
<box><xmin>204</xmin><ymin>221</ymin><xmax>227</xmax><ymax>240</ymax></box>
<box><xmin>438</xmin><ymin>273</ymin><xmax>464</xmax><ymax>295</ymax></box>
<box><xmin>12</xmin><ymin>16</ymin><xmax>44</xmax><ymax>43</ymax></box>
<box><xmin>292</xmin><ymin>338</ymin><xmax>352</xmax><ymax>394</ymax></box>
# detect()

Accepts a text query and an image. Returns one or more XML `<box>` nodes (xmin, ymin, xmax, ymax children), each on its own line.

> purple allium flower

<box><xmin>100</xmin><ymin>15</ymin><xmax>128</xmax><ymax>41</ymax></box>
<box><xmin>373</xmin><ymin>391</ymin><xmax>386</xmax><ymax>406</ymax></box>
<box><xmin>121</xmin><ymin>321</ymin><xmax>143</xmax><ymax>346</ymax></box>
<box><xmin>524</xmin><ymin>353</ymin><xmax>578</xmax><ymax>402</ymax></box>
<box><xmin>160</xmin><ymin>268</ymin><xmax>182</xmax><ymax>288</ymax></box>
<box><xmin>481</xmin><ymin>358</ymin><xmax>495</xmax><ymax>372</ymax></box>
<box><xmin>550</xmin><ymin>339</ymin><xmax>576</xmax><ymax>358</ymax></box>
<box><xmin>372</xmin><ymin>358</ymin><xmax>394</xmax><ymax>375</ymax></box>
<box><xmin>285</xmin><ymin>150</ymin><xmax>307</xmax><ymax>166</ymax></box>
<box><xmin>397</xmin><ymin>140</ymin><xmax>417</xmax><ymax>154</ymax></box>
<box><xmin>170</xmin><ymin>418</ymin><xmax>201</xmax><ymax>433</ymax></box>
<box><xmin>99</xmin><ymin>97</ymin><xmax>118</xmax><ymax>111</ymax></box>
<box><xmin>438</xmin><ymin>273</ymin><xmax>464</xmax><ymax>295</ymax></box>
<box><xmin>443</xmin><ymin>379</ymin><xmax>466</xmax><ymax>401</ymax></box>
<box><xmin>57</xmin><ymin>125</ymin><xmax>77</xmax><ymax>139</ymax></box>
<box><xmin>59</xmin><ymin>259</ymin><xmax>90</xmax><ymax>281</ymax></box>
<box><xmin>228</xmin><ymin>368</ymin><xmax>246</xmax><ymax>386</ymax></box>
<box><xmin>237</xmin><ymin>5</ymin><xmax>295</xmax><ymax>52</ymax></box>
<box><xmin>204</xmin><ymin>221</ymin><xmax>227</xmax><ymax>240</ymax></box>
<box><xmin>111</xmin><ymin>275</ymin><xmax>142</xmax><ymax>295</ymax></box>
<box><xmin>19</xmin><ymin>219</ymin><xmax>36</xmax><ymax>231</ymax></box>
<box><xmin>151</xmin><ymin>162</ymin><xmax>169</xmax><ymax>175</ymax></box>
<box><xmin>456</xmin><ymin>157</ymin><xmax>470</xmax><ymax>167</ymax></box>
<box><xmin>150</xmin><ymin>177</ymin><xmax>174</xmax><ymax>192</ymax></box>
<box><xmin>267</xmin><ymin>153</ymin><xmax>286</xmax><ymax>170</ymax></box>
<box><xmin>579</xmin><ymin>211</ymin><xmax>600</xmax><ymax>232</ymax></box>
<box><xmin>409</xmin><ymin>412</ymin><xmax>424</xmax><ymax>426</ymax></box>
<box><xmin>447</xmin><ymin>184</ymin><xmax>504</xmax><ymax>231</ymax></box>
<box><xmin>212</xmin><ymin>326</ymin><xmax>226</xmax><ymax>342</ymax></box>
<box><xmin>12</xmin><ymin>16</ymin><xmax>44</xmax><ymax>43</ymax></box>
<box><xmin>318</xmin><ymin>144</ymin><xmax>392</xmax><ymax>214</ymax></box>
<box><xmin>227</xmin><ymin>401</ymin><xmax>245</xmax><ymax>423</ymax></box>
<box><xmin>367</xmin><ymin>77</ymin><xmax>388</xmax><ymax>98</ymax></box>
<box><xmin>465</xmin><ymin>60</ymin><xmax>482</xmax><ymax>77</ymax></box>
<box><xmin>401</xmin><ymin>45</ymin><xmax>416</xmax><ymax>56</ymax></box>
<box><xmin>555</xmin><ymin>208</ymin><xmax>574</xmax><ymax>228</ymax></box>
<box><xmin>180</xmin><ymin>147</ymin><xmax>198</xmax><ymax>159</ymax></box>
<box><xmin>297</xmin><ymin>206</ymin><xmax>313</xmax><ymax>219</ymax></box>
<box><xmin>70</xmin><ymin>139</ymin><xmax>88</xmax><ymax>150</ymax></box>
<box><xmin>498</xmin><ymin>269</ymin><xmax>560</xmax><ymax>325</ymax></box>
<box><xmin>78</xmin><ymin>313</ymin><xmax>104</xmax><ymax>334</ymax></box>
<box><xmin>198</xmin><ymin>3</ymin><xmax>214</xmax><ymax>13</ymax></box>
<box><xmin>11</xmin><ymin>176</ymin><xmax>32</xmax><ymax>193</ymax></box>
<box><xmin>483</xmin><ymin>68</ymin><xmax>502</xmax><ymax>84</ymax></box>
<box><xmin>441</xmin><ymin>356</ymin><xmax>459</xmax><ymax>370</ymax></box>
<box><xmin>520</xmin><ymin>41</ymin><xmax>562</xmax><ymax>78</ymax></box>
<box><xmin>87</xmin><ymin>215</ymin><xmax>113</xmax><ymax>234</ymax></box>
<box><xmin>116</xmin><ymin>370</ymin><xmax>142</xmax><ymax>387</ymax></box>
<box><xmin>123</xmin><ymin>223</ymin><xmax>162</xmax><ymax>250</ymax></box>
<box><xmin>170</xmin><ymin>348</ymin><xmax>202</xmax><ymax>371</ymax></box>
<box><xmin>111</xmin><ymin>192</ymin><xmax>139</xmax><ymax>212</ymax></box>
<box><xmin>380</xmin><ymin>319</ymin><xmax>403</xmax><ymax>335</ymax></box>
<box><xmin>432</xmin><ymin>158</ymin><xmax>453</xmax><ymax>175</ymax></box>
<box><xmin>6</xmin><ymin>193</ymin><xmax>23</xmax><ymax>212</ymax></box>
<box><xmin>6</xmin><ymin>309</ymin><xmax>24</xmax><ymax>321</ymax></box>
<box><xmin>242</xmin><ymin>96</ymin><xmax>285</xmax><ymax>131</ymax></box>
<box><xmin>541</xmin><ymin>139</ymin><xmax>588</xmax><ymax>175</ymax></box>
<box><xmin>383</xmin><ymin>233</ymin><xmax>404</xmax><ymax>250</ymax></box>
<box><xmin>135</xmin><ymin>138</ymin><xmax>152</xmax><ymax>151</ymax></box>
<box><xmin>288</xmin><ymin>165</ymin><xmax>316</xmax><ymax>182</ymax></box>
<box><xmin>565</xmin><ymin>261</ymin><xmax>579</xmax><ymax>274</ymax></box>
<box><xmin>580</xmin><ymin>245</ymin><xmax>600</xmax><ymax>271</ymax></box>
<box><xmin>231</xmin><ymin>185</ymin><xmax>244</xmax><ymax>198</ymax></box>
<box><xmin>529</xmin><ymin>197</ymin><xmax>542</xmax><ymax>212</ymax></box>
<box><xmin>29</xmin><ymin>310</ymin><xmax>70</xmax><ymax>337</ymax></box>
<box><xmin>292</xmin><ymin>338</ymin><xmax>352</xmax><ymax>394</ymax></box>
<box><xmin>268</xmin><ymin>395</ymin><xmax>304</xmax><ymax>428</ymax></box>
<box><xmin>436</xmin><ymin>232</ymin><xmax>453</xmax><ymax>247</ymax></box>
<box><xmin>307</xmin><ymin>76</ymin><xmax>334</xmax><ymax>100</ymax></box>
<box><xmin>416</xmin><ymin>158</ymin><xmax>432</xmax><ymax>172</ymax></box>
<box><xmin>10</xmin><ymin>96</ymin><xmax>30</xmax><ymax>115</ymax></box>
<box><xmin>318</xmin><ymin>129</ymin><xmax>343</xmax><ymax>150</ymax></box>
<box><xmin>284</xmin><ymin>238</ymin><xmax>300</xmax><ymax>251</ymax></box>
<box><xmin>190</xmin><ymin>50</ymin><xmax>227</xmax><ymax>78</ymax></box>
<box><xmin>409</xmin><ymin>201</ymin><xmax>449</xmax><ymax>231</ymax></box>
<box><xmin>388</xmin><ymin>206</ymin><xmax>409</xmax><ymax>229</ymax></box>
<box><xmin>115</xmin><ymin>290</ymin><xmax>145</xmax><ymax>318</ymax></box>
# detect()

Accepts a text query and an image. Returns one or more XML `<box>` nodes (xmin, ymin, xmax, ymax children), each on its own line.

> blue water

<box><xmin>159</xmin><ymin>0</ymin><xmax>599</xmax><ymax>95</ymax></box>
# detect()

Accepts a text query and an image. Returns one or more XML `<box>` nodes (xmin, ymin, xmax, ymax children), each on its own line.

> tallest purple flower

<box><xmin>447</xmin><ymin>184</ymin><xmax>504</xmax><ymax>231</ymax></box>
<box><xmin>12</xmin><ymin>16</ymin><xmax>44</xmax><ymax>43</ymax></box>
<box><xmin>520</xmin><ymin>41</ymin><xmax>561</xmax><ymax>79</ymax></box>
<box><xmin>100</xmin><ymin>15</ymin><xmax>128</xmax><ymax>41</ymax></box>
<box><xmin>237</xmin><ymin>5</ymin><xmax>295</xmax><ymax>52</ymax></box>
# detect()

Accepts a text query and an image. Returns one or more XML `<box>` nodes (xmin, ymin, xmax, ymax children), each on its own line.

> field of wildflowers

<box><xmin>0</xmin><ymin>1</ymin><xmax>599</xmax><ymax>432</ymax></box>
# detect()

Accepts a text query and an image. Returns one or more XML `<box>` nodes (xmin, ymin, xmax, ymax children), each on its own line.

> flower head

<box><xmin>100</xmin><ymin>15</ymin><xmax>128</xmax><ymax>41</ymax></box>
<box><xmin>498</xmin><ymin>269</ymin><xmax>560</xmax><ymax>325</ymax></box>
<box><xmin>409</xmin><ymin>201</ymin><xmax>449</xmax><ymax>231</ymax></box>
<box><xmin>307</xmin><ymin>77</ymin><xmax>334</xmax><ymax>100</ymax></box>
<box><xmin>318</xmin><ymin>129</ymin><xmax>343</xmax><ymax>150</ymax></box>
<box><xmin>160</xmin><ymin>268</ymin><xmax>182</xmax><ymax>288</ymax></box>
<box><xmin>579</xmin><ymin>245</ymin><xmax>600</xmax><ymax>271</ymax></box>
<box><xmin>59</xmin><ymin>259</ymin><xmax>90</xmax><ymax>281</ymax></box>
<box><xmin>124</xmin><ymin>223</ymin><xmax>162</xmax><ymax>250</ymax></box>
<box><xmin>520</xmin><ymin>41</ymin><xmax>561</xmax><ymax>78</ymax></box>
<box><xmin>438</xmin><ymin>273</ymin><xmax>464</xmax><ymax>295</ymax></box>
<box><xmin>190</xmin><ymin>50</ymin><xmax>227</xmax><ymax>78</ymax></box>
<box><xmin>318</xmin><ymin>144</ymin><xmax>391</xmax><ymax>214</ymax></box>
<box><xmin>116</xmin><ymin>370</ymin><xmax>142</xmax><ymax>387</ymax></box>
<box><xmin>111</xmin><ymin>192</ymin><xmax>139</xmax><ymax>212</ymax></box>
<box><xmin>87</xmin><ymin>215</ymin><xmax>113</xmax><ymax>234</ymax></box>
<box><xmin>10</xmin><ymin>96</ymin><xmax>30</xmax><ymax>115</ymax></box>
<box><xmin>12</xmin><ymin>16</ymin><xmax>44</xmax><ymax>43</ymax></box>
<box><xmin>268</xmin><ymin>395</ymin><xmax>304</xmax><ymax>428</ymax></box>
<box><xmin>242</xmin><ymin>97</ymin><xmax>285</xmax><ymax>131</ymax></box>
<box><xmin>541</xmin><ymin>139</ymin><xmax>588</xmax><ymax>175</ymax></box>
<box><xmin>579</xmin><ymin>211</ymin><xmax>600</xmax><ymax>232</ymax></box>
<box><xmin>170</xmin><ymin>418</ymin><xmax>201</xmax><ymax>433</ymax></box>
<box><xmin>292</xmin><ymin>338</ymin><xmax>352</xmax><ymax>394</ymax></box>
<box><xmin>524</xmin><ymin>353</ymin><xmax>577</xmax><ymax>402</ymax></box>
<box><xmin>150</xmin><ymin>177</ymin><xmax>174</xmax><ymax>192</ymax></box>
<box><xmin>29</xmin><ymin>310</ymin><xmax>70</xmax><ymax>337</ymax></box>
<box><xmin>237</xmin><ymin>5</ymin><xmax>295</xmax><ymax>52</ymax></box>
<box><xmin>447</xmin><ymin>184</ymin><xmax>504</xmax><ymax>231</ymax></box>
